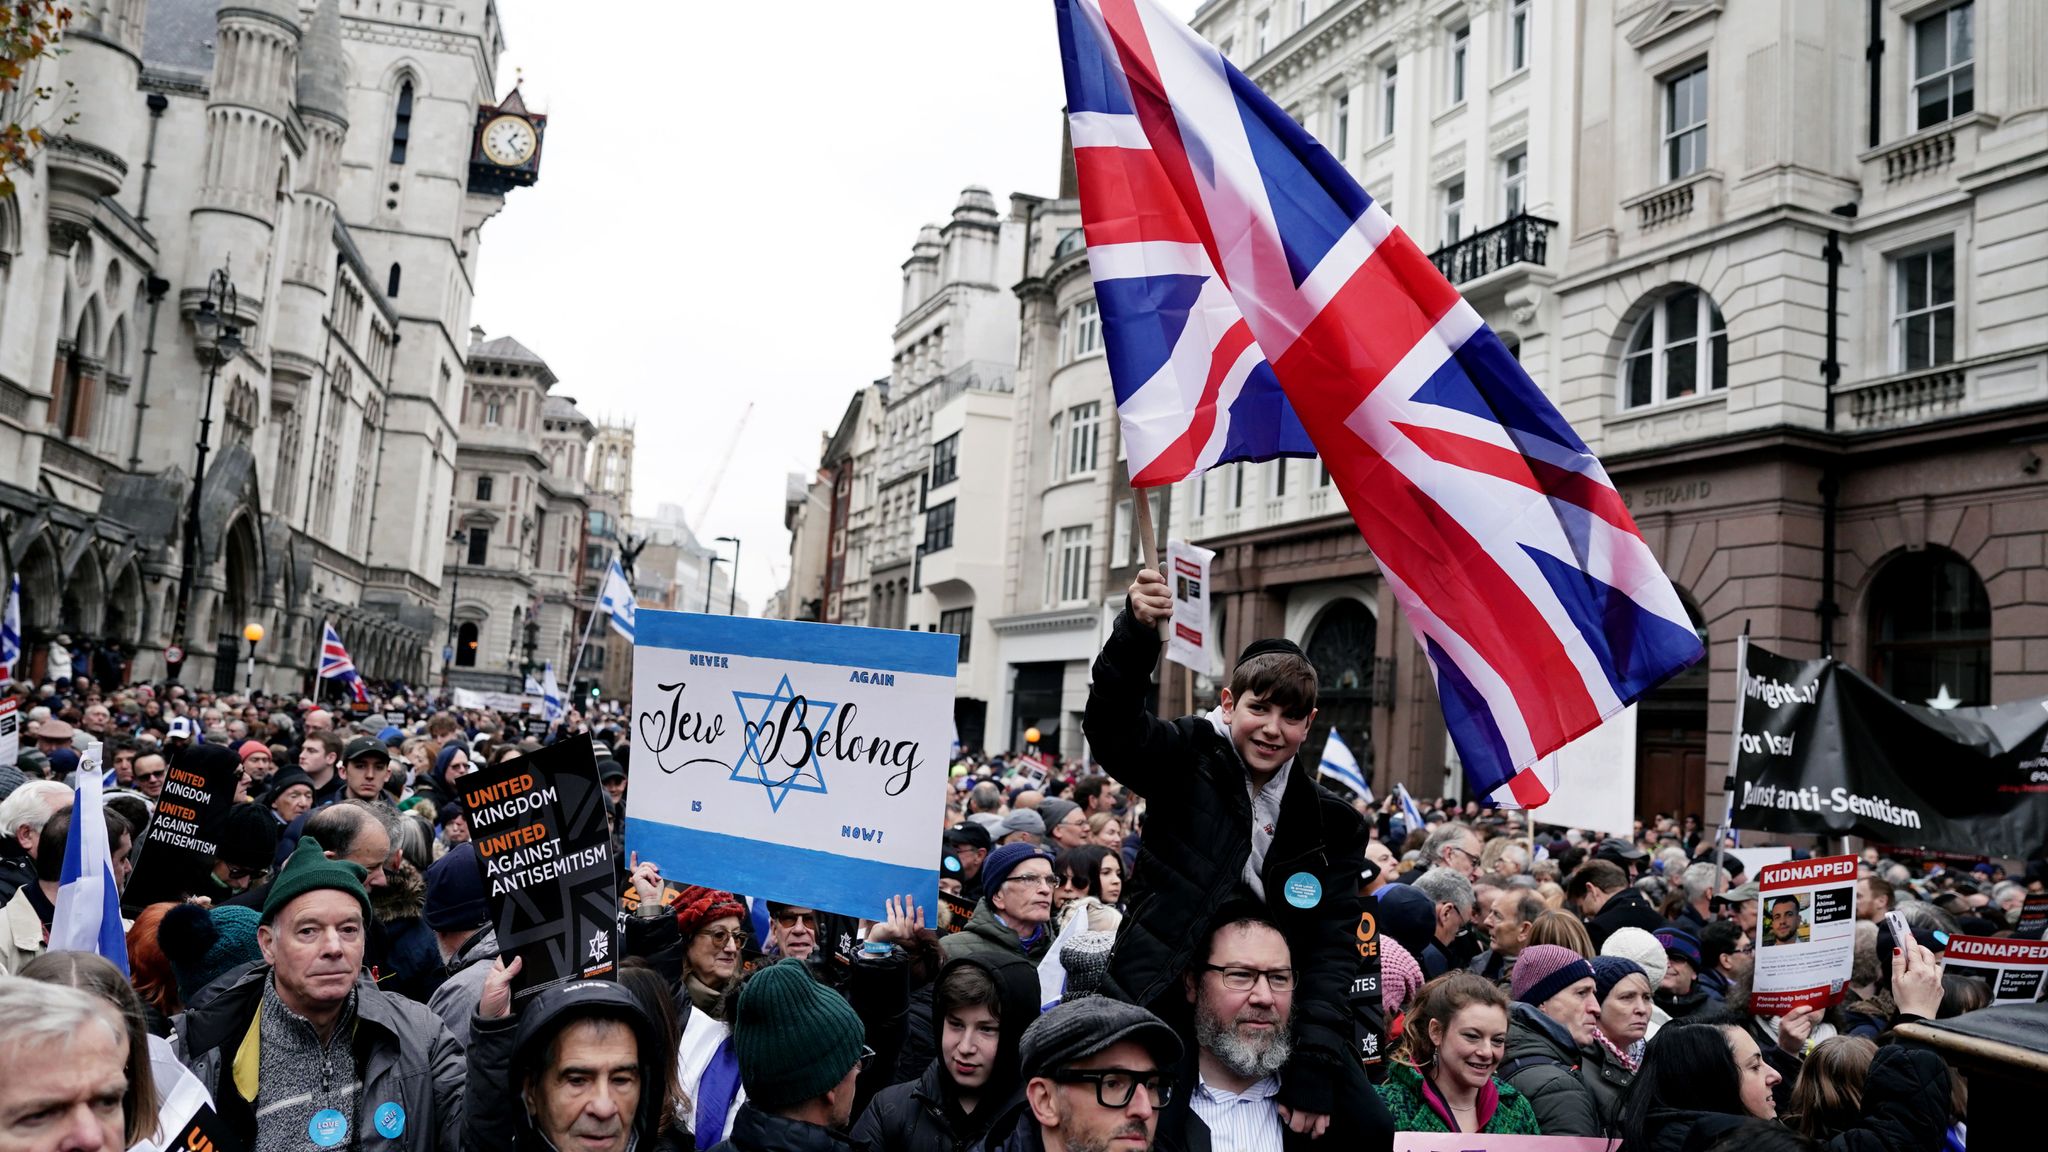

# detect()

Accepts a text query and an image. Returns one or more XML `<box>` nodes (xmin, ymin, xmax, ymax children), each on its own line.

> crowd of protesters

<box><xmin>2</xmin><ymin>565</ymin><xmax>2043</xmax><ymax>1152</ymax></box>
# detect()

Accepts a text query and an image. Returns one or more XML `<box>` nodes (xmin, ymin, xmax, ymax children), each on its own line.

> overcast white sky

<box><xmin>472</xmin><ymin>0</ymin><xmax>1198</xmax><ymax>611</ymax></box>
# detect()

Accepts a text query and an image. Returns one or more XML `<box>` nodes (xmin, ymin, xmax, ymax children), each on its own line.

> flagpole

<box><xmin>1714</xmin><ymin>630</ymin><xmax>1751</xmax><ymax>898</ymax></box>
<box><xmin>561</xmin><ymin>545</ymin><xmax>613</xmax><ymax>727</ymax></box>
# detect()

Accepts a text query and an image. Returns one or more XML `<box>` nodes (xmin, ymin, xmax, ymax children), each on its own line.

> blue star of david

<box><xmin>730</xmin><ymin>675</ymin><xmax>838</xmax><ymax>811</ymax></box>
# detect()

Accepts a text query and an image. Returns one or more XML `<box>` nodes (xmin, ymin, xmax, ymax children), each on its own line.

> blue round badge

<box><xmin>374</xmin><ymin>1102</ymin><xmax>406</xmax><ymax>1139</ymax></box>
<box><xmin>1284</xmin><ymin>871</ymin><xmax>1322</xmax><ymax>909</ymax></box>
<box><xmin>309</xmin><ymin>1109</ymin><xmax>349</xmax><ymax>1148</ymax></box>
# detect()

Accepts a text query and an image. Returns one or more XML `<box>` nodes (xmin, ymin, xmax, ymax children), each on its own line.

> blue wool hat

<box><xmin>1590</xmin><ymin>954</ymin><xmax>1647</xmax><ymax>1003</ymax></box>
<box><xmin>980</xmin><ymin>841</ymin><xmax>1053</xmax><ymax>896</ymax></box>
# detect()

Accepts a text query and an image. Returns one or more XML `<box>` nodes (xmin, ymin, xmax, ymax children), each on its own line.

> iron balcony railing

<box><xmin>1429</xmin><ymin>212</ymin><xmax>1558</xmax><ymax>286</ymax></box>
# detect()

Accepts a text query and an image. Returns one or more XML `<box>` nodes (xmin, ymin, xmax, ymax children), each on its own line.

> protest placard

<box><xmin>0</xmin><ymin>697</ymin><xmax>16</xmax><ymax>768</ymax></box>
<box><xmin>1164</xmin><ymin>538</ymin><xmax>1215</xmax><ymax>674</ymax></box>
<box><xmin>1943</xmin><ymin>936</ymin><xmax>2048</xmax><ymax>1005</ymax></box>
<box><xmin>456</xmin><ymin>734</ymin><xmax>618</xmax><ymax>1004</ymax></box>
<box><xmin>1395</xmin><ymin>1134</ymin><xmax>1612</xmax><ymax>1152</ymax></box>
<box><xmin>626</xmin><ymin>611</ymin><xmax>955</xmax><ymax>921</ymax></box>
<box><xmin>2017</xmin><ymin>893</ymin><xmax>2048</xmax><ymax>940</ymax></box>
<box><xmin>1749</xmin><ymin>853</ymin><xmax>1858</xmax><ymax>1015</ymax></box>
<box><xmin>1350</xmin><ymin>904</ymin><xmax>1386</xmax><ymax>1075</ymax></box>
<box><xmin>127</xmin><ymin>745</ymin><xmax>240</xmax><ymax>907</ymax></box>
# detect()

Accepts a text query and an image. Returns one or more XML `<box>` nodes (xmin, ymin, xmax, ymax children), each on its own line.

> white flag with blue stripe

<box><xmin>0</xmin><ymin>573</ymin><xmax>21</xmax><ymax>681</ymax></box>
<box><xmin>50</xmin><ymin>743</ymin><xmax>128</xmax><ymax>975</ymax></box>
<box><xmin>598</xmin><ymin>559</ymin><xmax>637</xmax><ymax>642</ymax></box>
<box><xmin>542</xmin><ymin>662</ymin><xmax>565</xmax><ymax>725</ymax></box>
<box><xmin>1396</xmin><ymin>782</ymin><xmax>1425</xmax><ymax>836</ymax></box>
<box><xmin>1317</xmin><ymin>728</ymin><xmax>1372</xmax><ymax>803</ymax></box>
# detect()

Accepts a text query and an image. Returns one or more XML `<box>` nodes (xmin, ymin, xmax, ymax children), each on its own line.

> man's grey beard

<box><xmin>1193</xmin><ymin>996</ymin><xmax>1293</xmax><ymax>1080</ymax></box>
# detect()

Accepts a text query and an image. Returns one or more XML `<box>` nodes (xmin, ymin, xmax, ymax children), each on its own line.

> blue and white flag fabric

<box><xmin>0</xmin><ymin>573</ymin><xmax>20</xmax><ymax>681</ymax></box>
<box><xmin>1317</xmin><ymin>728</ymin><xmax>1372</xmax><ymax>803</ymax></box>
<box><xmin>50</xmin><ymin>743</ymin><xmax>129</xmax><ymax>975</ymax></box>
<box><xmin>598</xmin><ymin>559</ymin><xmax>637</xmax><ymax>642</ymax></box>
<box><xmin>1396</xmin><ymin>782</ymin><xmax>1425</xmax><ymax>837</ymax></box>
<box><xmin>541</xmin><ymin>662</ymin><xmax>565</xmax><ymax>725</ymax></box>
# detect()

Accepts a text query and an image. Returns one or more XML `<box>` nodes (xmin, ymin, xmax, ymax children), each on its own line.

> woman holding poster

<box><xmin>1376</xmin><ymin>973</ymin><xmax>1542</xmax><ymax>1134</ymax></box>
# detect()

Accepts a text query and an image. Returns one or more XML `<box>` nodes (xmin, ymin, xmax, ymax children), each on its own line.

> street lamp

<box><xmin>442</xmin><ymin>528</ymin><xmax>468</xmax><ymax>693</ymax></box>
<box><xmin>704</xmin><ymin>554</ymin><xmax>724</xmax><ymax>613</ymax></box>
<box><xmin>715</xmin><ymin>535</ymin><xmax>741</xmax><ymax>616</ymax></box>
<box><xmin>169</xmin><ymin>266</ymin><xmax>241</xmax><ymax>682</ymax></box>
<box><xmin>242</xmin><ymin>622</ymin><xmax>264</xmax><ymax>698</ymax></box>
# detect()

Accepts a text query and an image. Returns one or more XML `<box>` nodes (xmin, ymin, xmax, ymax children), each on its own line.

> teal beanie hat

<box><xmin>732</xmin><ymin>958</ymin><xmax>865</xmax><ymax>1109</ymax></box>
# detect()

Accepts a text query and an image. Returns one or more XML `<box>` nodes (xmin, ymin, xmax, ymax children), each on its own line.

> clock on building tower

<box><xmin>469</xmin><ymin>86</ymin><xmax>546</xmax><ymax>194</ymax></box>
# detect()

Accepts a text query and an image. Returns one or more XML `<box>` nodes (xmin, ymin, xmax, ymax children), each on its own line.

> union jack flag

<box><xmin>1055</xmin><ymin>0</ymin><xmax>1702</xmax><ymax>805</ymax></box>
<box><xmin>320</xmin><ymin>621</ymin><xmax>368</xmax><ymax>704</ymax></box>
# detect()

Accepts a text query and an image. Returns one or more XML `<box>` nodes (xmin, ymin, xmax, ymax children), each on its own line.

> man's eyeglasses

<box><xmin>135</xmin><ymin>770</ymin><xmax>167</xmax><ymax>783</ymax></box>
<box><xmin>1003</xmin><ymin>872</ymin><xmax>1058</xmax><ymax>890</ymax></box>
<box><xmin>697</xmin><ymin>928</ymin><xmax>749</xmax><ymax>949</ymax></box>
<box><xmin>1050</xmin><ymin>1069</ymin><xmax>1171</xmax><ymax>1110</ymax></box>
<box><xmin>226</xmin><ymin>864</ymin><xmax>268</xmax><ymax>883</ymax></box>
<box><xmin>1445</xmin><ymin>845</ymin><xmax>1482</xmax><ymax>866</ymax></box>
<box><xmin>1198</xmin><ymin>964</ymin><xmax>1297</xmax><ymax>992</ymax></box>
<box><xmin>857</xmin><ymin>1045</ymin><xmax>877</xmax><ymax>1074</ymax></box>
<box><xmin>773</xmin><ymin>911</ymin><xmax>818</xmax><ymax>929</ymax></box>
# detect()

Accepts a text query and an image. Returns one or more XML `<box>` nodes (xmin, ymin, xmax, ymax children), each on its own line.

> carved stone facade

<box><xmin>0</xmin><ymin>0</ymin><xmax>527</xmax><ymax>694</ymax></box>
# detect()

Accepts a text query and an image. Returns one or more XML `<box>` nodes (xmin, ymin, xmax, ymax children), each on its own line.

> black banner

<box><xmin>129</xmin><ymin>745</ymin><xmax>241</xmax><ymax>906</ymax></box>
<box><xmin>1731</xmin><ymin>640</ymin><xmax>2048</xmax><ymax>857</ymax></box>
<box><xmin>1350</xmin><ymin>905</ymin><xmax>1387</xmax><ymax>1082</ymax></box>
<box><xmin>457</xmin><ymin>734</ymin><xmax>619</xmax><ymax>1003</ymax></box>
<box><xmin>2019</xmin><ymin>893</ymin><xmax>2048</xmax><ymax>940</ymax></box>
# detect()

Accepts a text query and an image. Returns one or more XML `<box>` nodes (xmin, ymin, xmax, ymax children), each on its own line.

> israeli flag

<box><xmin>598</xmin><ymin>559</ymin><xmax>637</xmax><ymax>642</ymax></box>
<box><xmin>1317</xmin><ymin>729</ymin><xmax>1373</xmax><ymax>803</ymax></box>
<box><xmin>542</xmin><ymin>662</ymin><xmax>565</xmax><ymax>725</ymax></box>
<box><xmin>0</xmin><ymin>573</ymin><xmax>20</xmax><ymax>680</ymax></box>
<box><xmin>50</xmin><ymin>743</ymin><xmax>129</xmax><ymax>975</ymax></box>
<box><xmin>1396</xmin><ymin>782</ymin><xmax>1425</xmax><ymax>837</ymax></box>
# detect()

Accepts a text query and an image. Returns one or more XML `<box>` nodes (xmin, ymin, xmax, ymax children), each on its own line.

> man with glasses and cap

<box><xmin>985</xmin><ymin>996</ymin><xmax>1183</xmax><ymax>1152</ymax></box>
<box><xmin>943</xmin><ymin>842</ymin><xmax>1058</xmax><ymax>967</ymax></box>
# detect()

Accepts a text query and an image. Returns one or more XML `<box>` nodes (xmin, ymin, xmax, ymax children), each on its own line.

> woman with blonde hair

<box><xmin>1377</xmin><ymin>971</ymin><xmax>1542</xmax><ymax>1134</ymax></box>
<box><xmin>1526</xmin><ymin>908</ymin><xmax>1596</xmax><ymax>958</ymax></box>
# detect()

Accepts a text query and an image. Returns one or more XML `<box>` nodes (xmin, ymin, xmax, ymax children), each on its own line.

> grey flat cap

<box><xmin>1019</xmin><ymin>996</ymin><xmax>1183</xmax><ymax>1079</ymax></box>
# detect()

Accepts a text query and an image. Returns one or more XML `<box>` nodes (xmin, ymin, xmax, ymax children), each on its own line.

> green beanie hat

<box><xmin>261</xmin><ymin>834</ymin><xmax>372</xmax><ymax>926</ymax></box>
<box><xmin>732</xmin><ymin>958</ymin><xmax>865</xmax><ymax>1109</ymax></box>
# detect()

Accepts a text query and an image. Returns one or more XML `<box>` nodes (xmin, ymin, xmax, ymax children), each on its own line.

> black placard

<box><xmin>457</xmin><ymin>734</ymin><xmax>619</xmax><ymax>1003</ymax></box>
<box><xmin>1731</xmin><ymin>641</ymin><xmax>2048</xmax><ymax>856</ymax></box>
<box><xmin>128</xmin><ymin>745</ymin><xmax>241</xmax><ymax>906</ymax></box>
<box><xmin>2019</xmin><ymin>893</ymin><xmax>2048</xmax><ymax>940</ymax></box>
<box><xmin>164</xmin><ymin>1102</ymin><xmax>240</xmax><ymax>1152</ymax></box>
<box><xmin>1350</xmin><ymin>906</ymin><xmax>1387</xmax><ymax>1082</ymax></box>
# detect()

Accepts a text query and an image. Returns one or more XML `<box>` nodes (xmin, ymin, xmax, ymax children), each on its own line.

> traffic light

<box><xmin>589</xmin><ymin>685</ymin><xmax>600</xmax><ymax>699</ymax></box>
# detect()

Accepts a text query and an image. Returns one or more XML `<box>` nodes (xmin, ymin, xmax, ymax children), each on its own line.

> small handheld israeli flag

<box><xmin>1317</xmin><ymin>729</ymin><xmax>1373</xmax><ymax>804</ymax></box>
<box><xmin>50</xmin><ymin>743</ymin><xmax>129</xmax><ymax>975</ymax></box>
<box><xmin>598</xmin><ymin>559</ymin><xmax>637</xmax><ymax>642</ymax></box>
<box><xmin>1396</xmin><ymin>782</ymin><xmax>1425</xmax><ymax>837</ymax></box>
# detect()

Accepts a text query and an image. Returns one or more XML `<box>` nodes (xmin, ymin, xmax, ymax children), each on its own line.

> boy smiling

<box><xmin>1084</xmin><ymin>566</ymin><xmax>1380</xmax><ymax>1139</ymax></box>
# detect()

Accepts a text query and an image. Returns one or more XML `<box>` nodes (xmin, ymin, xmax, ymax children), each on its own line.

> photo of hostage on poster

<box><xmin>1748</xmin><ymin>854</ymin><xmax>1857</xmax><ymax>1015</ymax></box>
<box><xmin>1942</xmin><ymin>936</ymin><xmax>2048</xmax><ymax>1005</ymax></box>
<box><xmin>455</xmin><ymin>733</ymin><xmax>619</xmax><ymax>1004</ymax></box>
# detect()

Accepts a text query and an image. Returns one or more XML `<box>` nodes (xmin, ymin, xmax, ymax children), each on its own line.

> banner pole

<box><xmin>560</xmin><ymin>545</ymin><xmax>613</xmax><ymax>732</ymax></box>
<box><xmin>1129</xmin><ymin>475</ymin><xmax>1169</xmax><ymax>643</ymax></box>
<box><xmin>1715</xmin><ymin>631</ymin><xmax>1751</xmax><ymax>894</ymax></box>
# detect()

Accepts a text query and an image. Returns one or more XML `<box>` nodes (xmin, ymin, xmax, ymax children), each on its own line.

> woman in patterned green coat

<box><xmin>1377</xmin><ymin>972</ymin><xmax>1545</xmax><ymax>1134</ymax></box>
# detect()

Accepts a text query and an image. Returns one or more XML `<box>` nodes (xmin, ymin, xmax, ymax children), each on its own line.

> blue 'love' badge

<box><xmin>309</xmin><ymin>1109</ymin><xmax>349</xmax><ymax>1148</ymax></box>
<box><xmin>374</xmin><ymin>1102</ymin><xmax>406</xmax><ymax>1139</ymax></box>
<box><xmin>1284</xmin><ymin>871</ymin><xmax>1322</xmax><ymax>909</ymax></box>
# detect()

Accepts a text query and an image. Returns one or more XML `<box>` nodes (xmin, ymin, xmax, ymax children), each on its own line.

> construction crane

<box><xmin>688</xmin><ymin>401</ymin><xmax>753</xmax><ymax>532</ymax></box>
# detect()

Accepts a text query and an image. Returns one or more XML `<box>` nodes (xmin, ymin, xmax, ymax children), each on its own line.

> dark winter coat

<box><xmin>1500</xmin><ymin>1003</ymin><xmax>1604</xmax><ymax>1137</ymax></box>
<box><xmin>940</xmin><ymin>900</ymin><xmax>1051</xmax><ymax>967</ymax></box>
<box><xmin>704</xmin><ymin>1103</ymin><xmax>861</xmax><ymax>1152</ymax></box>
<box><xmin>1083</xmin><ymin>604</ymin><xmax>1372</xmax><ymax>1119</ymax></box>
<box><xmin>171</xmin><ymin>967</ymin><xmax>465</xmax><ymax>1152</ymax></box>
<box><xmin>1805</xmin><ymin>1044</ymin><xmax>1952</xmax><ymax>1152</ymax></box>
<box><xmin>851</xmin><ymin>955</ymin><xmax>1039</xmax><ymax>1152</ymax></box>
<box><xmin>464</xmin><ymin>978</ymin><xmax>693</xmax><ymax>1152</ymax></box>
<box><xmin>1587</xmin><ymin>887</ymin><xmax>1667</xmax><ymax>949</ymax></box>
<box><xmin>1579</xmin><ymin>1034</ymin><xmax>1635</xmax><ymax>1132</ymax></box>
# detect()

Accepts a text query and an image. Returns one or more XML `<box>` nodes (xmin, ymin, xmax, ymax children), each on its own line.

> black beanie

<box><xmin>217</xmin><ymin>802</ymin><xmax>281</xmax><ymax>871</ymax></box>
<box><xmin>422</xmin><ymin>843</ymin><xmax>490</xmax><ymax>932</ymax></box>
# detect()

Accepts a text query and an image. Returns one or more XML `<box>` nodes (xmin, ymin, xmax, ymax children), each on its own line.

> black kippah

<box><xmin>1237</xmin><ymin>637</ymin><xmax>1306</xmax><ymax>664</ymax></box>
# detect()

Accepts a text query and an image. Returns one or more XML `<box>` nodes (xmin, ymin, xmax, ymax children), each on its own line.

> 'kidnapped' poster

<box><xmin>456</xmin><ymin>734</ymin><xmax>618</xmax><ymax>1003</ymax></box>
<box><xmin>1748</xmin><ymin>854</ymin><xmax>1858</xmax><ymax>1016</ymax></box>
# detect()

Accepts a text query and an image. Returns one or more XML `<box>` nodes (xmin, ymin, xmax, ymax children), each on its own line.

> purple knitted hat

<box><xmin>1511</xmin><ymin>943</ymin><xmax>1595</xmax><ymax>1006</ymax></box>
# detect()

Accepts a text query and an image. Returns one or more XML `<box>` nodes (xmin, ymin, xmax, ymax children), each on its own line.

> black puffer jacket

<box><xmin>1501</xmin><ymin>1003</ymin><xmax>1603</xmax><ymax>1137</ymax></box>
<box><xmin>1804</xmin><ymin>1044</ymin><xmax>1952</xmax><ymax>1152</ymax></box>
<box><xmin>1083</xmin><ymin>605</ymin><xmax>1373</xmax><ymax>1120</ymax></box>
<box><xmin>1587</xmin><ymin>887</ymin><xmax>1667</xmax><ymax>949</ymax></box>
<box><xmin>852</xmin><ymin>955</ymin><xmax>1038</xmax><ymax>1152</ymax></box>
<box><xmin>464</xmin><ymin>978</ymin><xmax>691</xmax><ymax>1152</ymax></box>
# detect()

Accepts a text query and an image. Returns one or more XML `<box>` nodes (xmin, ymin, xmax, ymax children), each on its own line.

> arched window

<box><xmin>390</xmin><ymin>82</ymin><xmax>413</xmax><ymax>165</ymax></box>
<box><xmin>456</xmin><ymin>620</ymin><xmax>479</xmax><ymax>667</ymax></box>
<box><xmin>1867</xmin><ymin>548</ymin><xmax>1989</xmax><ymax>706</ymax></box>
<box><xmin>1620</xmin><ymin>286</ymin><xmax>1727</xmax><ymax>409</ymax></box>
<box><xmin>387</xmin><ymin>262</ymin><xmax>401</xmax><ymax>298</ymax></box>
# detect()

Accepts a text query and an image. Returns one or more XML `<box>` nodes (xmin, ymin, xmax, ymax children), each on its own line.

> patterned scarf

<box><xmin>1594</xmin><ymin>1027</ymin><xmax>1640</xmax><ymax>1073</ymax></box>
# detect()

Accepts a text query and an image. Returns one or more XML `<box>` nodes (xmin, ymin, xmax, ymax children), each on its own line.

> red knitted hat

<box><xmin>674</xmin><ymin>885</ymin><xmax>746</xmax><ymax>940</ymax></box>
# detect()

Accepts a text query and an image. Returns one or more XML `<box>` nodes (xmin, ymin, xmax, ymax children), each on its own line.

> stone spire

<box><xmin>296</xmin><ymin>0</ymin><xmax>349</xmax><ymax>127</ymax></box>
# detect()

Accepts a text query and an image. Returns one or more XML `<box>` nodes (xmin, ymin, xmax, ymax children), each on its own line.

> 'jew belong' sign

<box><xmin>626</xmin><ymin>611</ymin><xmax>956</xmax><ymax>920</ymax></box>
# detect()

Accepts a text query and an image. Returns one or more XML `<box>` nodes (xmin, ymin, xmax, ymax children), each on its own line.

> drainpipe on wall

<box><xmin>136</xmin><ymin>93</ymin><xmax>168</xmax><ymax>224</ymax></box>
<box><xmin>1818</xmin><ymin>204</ymin><xmax>1857</xmax><ymax>656</ymax></box>
<box><xmin>1866</xmin><ymin>0</ymin><xmax>1884</xmax><ymax>150</ymax></box>
<box><xmin>128</xmin><ymin>276</ymin><xmax>170</xmax><ymax>471</ymax></box>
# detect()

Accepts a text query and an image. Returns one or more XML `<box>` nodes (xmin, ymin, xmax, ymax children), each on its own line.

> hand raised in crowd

<box><xmin>865</xmin><ymin>894</ymin><xmax>926</xmax><ymax>944</ymax></box>
<box><xmin>1776</xmin><ymin>1004</ymin><xmax>1821</xmax><ymax>1056</ymax></box>
<box><xmin>628</xmin><ymin>851</ymin><xmax>665</xmax><ymax>917</ymax></box>
<box><xmin>1892</xmin><ymin>935</ymin><xmax>1945</xmax><ymax>1019</ymax></box>
<box><xmin>1129</xmin><ymin>566</ymin><xmax>1172</xmax><ymax>627</ymax></box>
<box><xmin>479</xmin><ymin>954</ymin><xmax>525</xmax><ymax>1019</ymax></box>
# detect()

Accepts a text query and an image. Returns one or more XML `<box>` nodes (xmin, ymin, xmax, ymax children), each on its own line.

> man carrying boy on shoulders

<box><xmin>1084</xmin><ymin>566</ymin><xmax>1388</xmax><ymax>1142</ymax></box>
